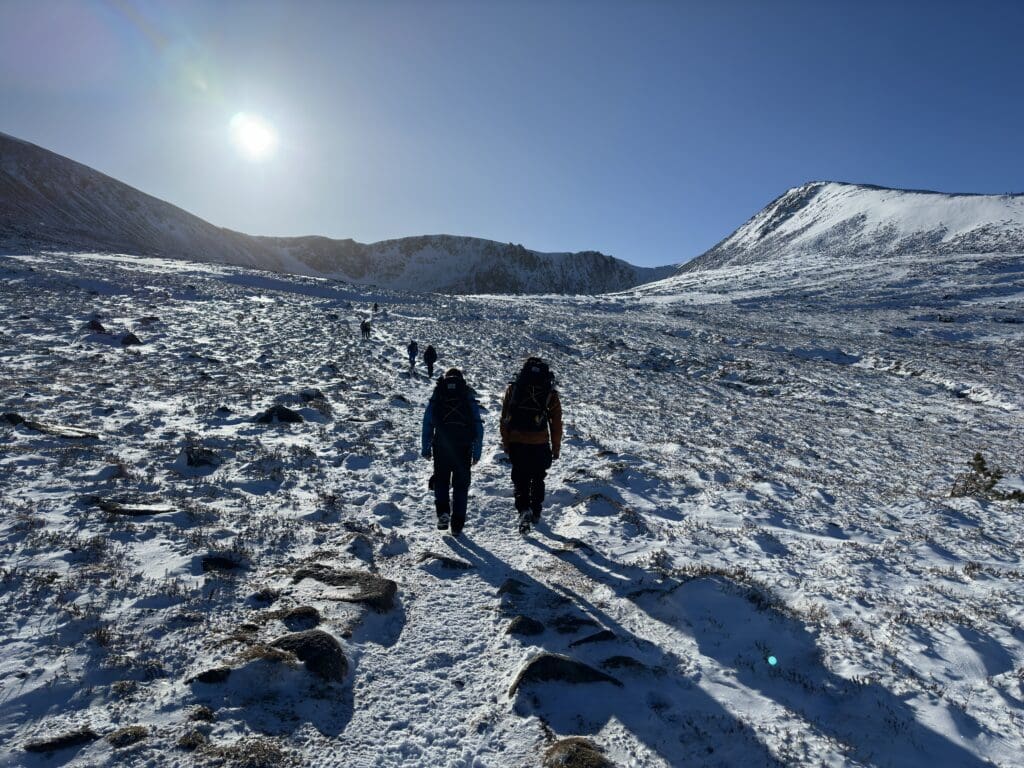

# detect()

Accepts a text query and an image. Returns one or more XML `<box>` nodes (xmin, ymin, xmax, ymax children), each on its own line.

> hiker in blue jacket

<box><xmin>421</xmin><ymin>368</ymin><xmax>484</xmax><ymax>536</ymax></box>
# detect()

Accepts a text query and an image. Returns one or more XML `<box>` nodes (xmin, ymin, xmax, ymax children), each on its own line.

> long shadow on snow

<box><xmin>534</xmin><ymin>531</ymin><xmax>992</xmax><ymax>768</ymax></box>
<box><xmin>445</xmin><ymin>535</ymin><xmax>782</xmax><ymax>767</ymax></box>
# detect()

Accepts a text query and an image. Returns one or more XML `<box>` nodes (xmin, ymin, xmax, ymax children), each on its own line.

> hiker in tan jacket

<box><xmin>499</xmin><ymin>357</ymin><xmax>563</xmax><ymax>533</ymax></box>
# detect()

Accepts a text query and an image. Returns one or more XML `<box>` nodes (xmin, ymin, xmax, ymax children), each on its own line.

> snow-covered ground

<box><xmin>1</xmin><ymin>249</ymin><xmax>1022</xmax><ymax>767</ymax></box>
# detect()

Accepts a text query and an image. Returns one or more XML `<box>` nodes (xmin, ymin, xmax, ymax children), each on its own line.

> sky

<box><xmin>2</xmin><ymin>0</ymin><xmax>1023</xmax><ymax>267</ymax></box>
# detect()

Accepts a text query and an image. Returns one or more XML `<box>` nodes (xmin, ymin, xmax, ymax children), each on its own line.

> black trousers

<box><xmin>426</xmin><ymin>360</ymin><xmax>435</xmax><ymax>378</ymax></box>
<box><xmin>434</xmin><ymin>444</ymin><xmax>472</xmax><ymax>534</ymax></box>
<box><xmin>508</xmin><ymin>443</ymin><xmax>552</xmax><ymax>514</ymax></box>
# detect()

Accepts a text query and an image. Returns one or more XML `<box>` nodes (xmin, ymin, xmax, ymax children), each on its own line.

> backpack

<box><xmin>432</xmin><ymin>375</ymin><xmax>475</xmax><ymax>446</ymax></box>
<box><xmin>504</xmin><ymin>358</ymin><xmax>555</xmax><ymax>432</ymax></box>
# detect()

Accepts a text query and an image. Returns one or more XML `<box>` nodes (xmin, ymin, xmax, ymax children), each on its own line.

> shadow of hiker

<box><xmin>444</xmin><ymin>534</ymin><xmax>783</xmax><ymax>766</ymax></box>
<box><xmin>533</xmin><ymin>530</ymin><xmax>994</xmax><ymax>768</ymax></box>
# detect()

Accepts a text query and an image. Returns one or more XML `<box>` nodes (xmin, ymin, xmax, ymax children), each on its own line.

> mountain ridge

<box><xmin>680</xmin><ymin>180</ymin><xmax>1024</xmax><ymax>274</ymax></box>
<box><xmin>0</xmin><ymin>131</ymin><xmax>672</xmax><ymax>294</ymax></box>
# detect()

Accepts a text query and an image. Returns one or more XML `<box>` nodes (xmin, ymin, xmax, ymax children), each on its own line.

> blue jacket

<box><xmin>422</xmin><ymin>395</ymin><xmax>484</xmax><ymax>463</ymax></box>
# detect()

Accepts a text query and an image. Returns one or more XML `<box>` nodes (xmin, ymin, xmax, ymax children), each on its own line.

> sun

<box><xmin>229</xmin><ymin>112</ymin><xmax>277</xmax><ymax>161</ymax></box>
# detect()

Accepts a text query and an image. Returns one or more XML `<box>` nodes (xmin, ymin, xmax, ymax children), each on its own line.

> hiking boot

<box><xmin>530</xmin><ymin>508</ymin><xmax>541</xmax><ymax>524</ymax></box>
<box><xmin>437</xmin><ymin>512</ymin><xmax>450</xmax><ymax>530</ymax></box>
<box><xmin>518</xmin><ymin>511</ymin><xmax>531</xmax><ymax>534</ymax></box>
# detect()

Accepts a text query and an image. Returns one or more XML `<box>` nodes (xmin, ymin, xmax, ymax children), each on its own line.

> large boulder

<box><xmin>508</xmin><ymin>653</ymin><xmax>622</xmax><ymax>697</ymax></box>
<box><xmin>270</xmin><ymin>630</ymin><xmax>348</xmax><ymax>682</ymax></box>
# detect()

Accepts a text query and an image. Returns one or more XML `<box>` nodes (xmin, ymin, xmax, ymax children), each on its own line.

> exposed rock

<box><xmin>497</xmin><ymin>578</ymin><xmax>529</xmax><ymax>597</ymax></box>
<box><xmin>417</xmin><ymin>551</ymin><xmax>473</xmax><ymax>570</ymax></box>
<box><xmin>270</xmin><ymin>629</ymin><xmax>348</xmax><ymax>682</ymax></box>
<box><xmin>505</xmin><ymin>615</ymin><xmax>545</xmax><ymax>636</ymax></box>
<box><xmin>279</xmin><ymin>605</ymin><xmax>321</xmax><ymax>631</ymax></box>
<box><xmin>136</xmin><ymin>316</ymin><xmax>160</xmax><ymax>326</ymax></box>
<box><xmin>569</xmin><ymin>629</ymin><xmax>615</xmax><ymax>648</ymax></box>
<box><xmin>86</xmin><ymin>318</ymin><xmax>106</xmax><ymax>333</ymax></box>
<box><xmin>254</xmin><ymin>404</ymin><xmax>304</xmax><ymax>424</ymax></box>
<box><xmin>120</xmin><ymin>332</ymin><xmax>142</xmax><ymax>346</ymax></box>
<box><xmin>551</xmin><ymin>614</ymin><xmax>600</xmax><ymax>634</ymax></box>
<box><xmin>544</xmin><ymin>737</ymin><xmax>616</xmax><ymax>768</ymax></box>
<box><xmin>2</xmin><ymin>412</ymin><xmax>98</xmax><ymax>439</ymax></box>
<box><xmin>202</xmin><ymin>554</ymin><xmax>247</xmax><ymax>573</ymax></box>
<box><xmin>98</xmin><ymin>498</ymin><xmax>174</xmax><ymax>516</ymax></box>
<box><xmin>23</xmin><ymin>727</ymin><xmax>99</xmax><ymax>753</ymax></box>
<box><xmin>187</xmin><ymin>666</ymin><xmax>232</xmax><ymax>684</ymax></box>
<box><xmin>251</xmin><ymin>587</ymin><xmax>281</xmax><ymax>605</ymax></box>
<box><xmin>183</xmin><ymin>445</ymin><xmax>221</xmax><ymax>468</ymax></box>
<box><xmin>508</xmin><ymin>653</ymin><xmax>622</xmax><ymax>697</ymax></box>
<box><xmin>292</xmin><ymin>564</ymin><xmax>397</xmax><ymax>612</ymax></box>
<box><xmin>106</xmin><ymin>725</ymin><xmax>148</xmax><ymax>748</ymax></box>
<box><xmin>599</xmin><ymin>656</ymin><xmax>653</xmax><ymax>674</ymax></box>
<box><xmin>189</xmin><ymin>705</ymin><xmax>216</xmax><ymax>722</ymax></box>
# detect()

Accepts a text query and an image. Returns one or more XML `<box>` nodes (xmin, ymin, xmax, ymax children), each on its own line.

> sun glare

<box><xmin>229</xmin><ymin>112</ymin><xmax>277</xmax><ymax>161</ymax></box>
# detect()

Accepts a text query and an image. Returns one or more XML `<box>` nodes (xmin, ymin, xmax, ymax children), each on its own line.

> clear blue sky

<box><xmin>2</xmin><ymin>0</ymin><xmax>1022</xmax><ymax>266</ymax></box>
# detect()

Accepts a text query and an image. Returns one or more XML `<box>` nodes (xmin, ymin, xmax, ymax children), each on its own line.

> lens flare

<box><xmin>229</xmin><ymin>113</ymin><xmax>277</xmax><ymax>161</ymax></box>
<box><xmin>767</xmin><ymin>655</ymin><xmax>778</xmax><ymax>666</ymax></box>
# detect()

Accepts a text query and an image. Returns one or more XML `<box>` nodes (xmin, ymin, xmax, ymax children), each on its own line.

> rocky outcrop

<box><xmin>508</xmin><ymin>653</ymin><xmax>622</xmax><ymax>697</ymax></box>
<box><xmin>270</xmin><ymin>629</ymin><xmax>348</xmax><ymax>682</ymax></box>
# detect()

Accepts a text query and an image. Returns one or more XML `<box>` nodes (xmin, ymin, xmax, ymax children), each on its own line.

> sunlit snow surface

<box><xmin>1</xmin><ymin>250</ymin><xmax>1022</xmax><ymax>767</ymax></box>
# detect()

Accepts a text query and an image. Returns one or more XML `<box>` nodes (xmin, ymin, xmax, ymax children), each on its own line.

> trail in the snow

<box><xmin>1</xmin><ymin>251</ymin><xmax>1022</xmax><ymax>767</ymax></box>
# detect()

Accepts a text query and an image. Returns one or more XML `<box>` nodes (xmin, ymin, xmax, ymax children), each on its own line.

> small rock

<box><xmin>292</xmin><ymin>565</ymin><xmax>397</xmax><ymax>612</ymax></box>
<box><xmin>417</xmin><ymin>551</ymin><xmax>473</xmax><ymax>570</ymax></box>
<box><xmin>255</xmin><ymin>404</ymin><xmax>304</xmax><ymax>424</ymax></box>
<box><xmin>188</xmin><ymin>666</ymin><xmax>232</xmax><ymax>684</ymax></box>
<box><xmin>120</xmin><ymin>332</ymin><xmax>142</xmax><ymax>346</ymax></box>
<box><xmin>189</xmin><ymin>705</ymin><xmax>216</xmax><ymax>722</ymax></box>
<box><xmin>23</xmin><ymin>728</ymin><xmax>99</xmax><ymax>753</ymax></box>
<box><xmin>280</xmin><ymin>605</ymin><xmax>321</xmax><ymax>631</ymax></box>
<box><xmin>136</xmin><ymin>316</ymin><xmax>160</xmax><ymax>326</ymax></box>
<box><xmin>506</xmin><ymin>615</ymin><xmax>545</xmax><ymax>636</ymax></box>
<box><xmin>569</xmin><ymin>629</ymin><xmax>616</xmax><ymax>648</ymax></box>
<box><xmin>508</xmin><ymin>653</ymin><xmax>622</xmax><ymax>697</ymax></box>
<box><xmin>551</xmin><ymin>614</ymin><xmax>600</xmax><ymax>634</ymax></box>
<box><xmin>202</xmin><ymin>554</ymin><xmax>246</xmax><ymax>573</ymax></box>
<box><xmin>600</xmin><ymin>656</ymin><xmax>652</xmax><ymax>674</ymax></box>
<box><xmin>86</xmin><ymin>319</ymin><xmax>106</xmax><ymax>333</ymax></box>
<box><xmin>544</xmin><ymin>737</ymin><xmax>616</xmax><ymax>768</ymax></box>
<box><xmin>250</xmin><ymin>587</ymin><xmax>280</xmax><ymax>605</ymax></box>
<box><xmin>106</xmin><ymin>725</ymin><xmax>148</xmax><ymax>748</ymax></box>
<box><xmin>270</xmin><ymin>629</ymin><xmax>348</xmax><ymax>682</ymax></box>
<box><xmin>184</xmin><ymin>445</ymin><xmax>221</xmax><ymax>468</ymax></box>
<box><xmin>497</xmin><ymin>578</ymin><xmax>529</xmax><ymax>597</ymax></box>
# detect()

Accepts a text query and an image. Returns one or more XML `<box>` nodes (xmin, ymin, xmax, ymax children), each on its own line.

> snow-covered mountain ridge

<box><xmin>681</xmin><ymin>181</ymin><xmax>1024</xmax><ymax>273</ymax></box>
<box><xmin>0</xmin><ymin>131</ymin><xmax>671</xmax><ymax>294</ymax></box>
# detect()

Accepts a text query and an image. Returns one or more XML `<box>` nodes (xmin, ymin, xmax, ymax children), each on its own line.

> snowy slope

<box><xmin>0</xmin><ymin>132</ymin><xmax>670</xmax><ymax>294</ymax></box>
<box><xmin>1</xmin><ymin>248</ymin><xmax>1022</xmax><ymax>767</ymax></box>
<box><xmin>681</xmin><ymin>181</ymin><xmax>1024</xmax><ymax>272</ymax></box>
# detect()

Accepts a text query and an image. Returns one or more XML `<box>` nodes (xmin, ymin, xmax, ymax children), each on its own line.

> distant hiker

<box><xmin>422</xmin><ymin>368</ymin><xmax>484</xmax><ymax>536</ymax></box>
<box><xmin>373</xmin><ymin>302</ymin><xmax>379</xmax><ymax>313</ymax></box>
<box><xmin>407</xmin><ymin>340</ymin><xmax>419</xmax><ymax>371</ymax></box>
<box><xmin>423</xmin><ymin>344</ymin><xmax>438</xmax><ymax>378</ymax></box>
<box><xmin>500</xmin><ymin>357</ymin><xmax>563</xmax><ymax>534</ymax></box>
<box><xmin>360</xmin><ymin>319</ymin><xmax>371</xmax><ymax>339</ymax></box>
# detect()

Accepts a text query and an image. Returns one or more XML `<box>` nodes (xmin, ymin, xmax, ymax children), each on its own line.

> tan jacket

<box><xmin>500</xmin><ymin>384</ymin><xmax>563</xmax><ymax>455</ymax></box>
